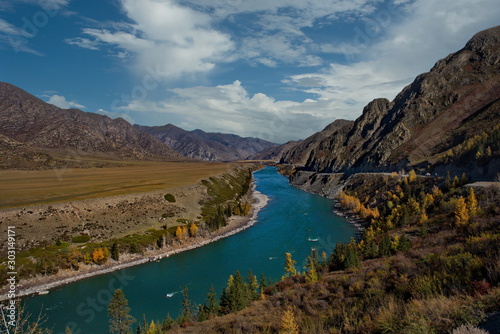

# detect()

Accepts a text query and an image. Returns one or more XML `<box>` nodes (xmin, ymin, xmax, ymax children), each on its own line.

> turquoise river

<box><xmin>25</xmin><ymin>166</ymin><xmax>356</xmax><ymax>333</ymax></box>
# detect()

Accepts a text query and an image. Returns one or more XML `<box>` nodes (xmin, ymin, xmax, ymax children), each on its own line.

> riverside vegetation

<box><xmin>0</xmin><ymin>166</ymin><xmax>254</xmax><ymax>291</ymax></box>
<box><xmin>91</xmin><ymin>170</ymin><xmax>498</xmax><ymax>334</ymax></box>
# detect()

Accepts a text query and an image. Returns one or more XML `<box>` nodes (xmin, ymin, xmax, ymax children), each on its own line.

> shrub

<box><xmin>452</xmin><ymin>325</ymin><xmax>489</xmax><ymax>334</ymax></box>
<box><xmin>71</xmin><ymin>235</ymin><xmax>90</xmax><ymax>243</ymax></box>
<box><xmin>164</xmin><ymin>193</ymin><xmax>176</xmax><ymax>203</ymax></box>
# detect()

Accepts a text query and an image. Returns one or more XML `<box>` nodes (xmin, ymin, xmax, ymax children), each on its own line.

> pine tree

<box><xmin>280</xmin><ymin>306</ymin><xmax>299</xmax><ymax>334</ymax></box>
<box><xmin>161</xmin><ymin>314</ymin><xmax>175</xmax><ymax>331</ymax></box>
<box><xmin>180</xmin><ymin>286</ymin><xmax>193</xmax><ymax>323</ymax></box>
<box><xmin>111</xmin><ymin>241</ymin><xmax>120</xmax><ymax>261</ymax></box>
<box><xmin>454</xmin><ymin>197</ymin><xmax>470</xmax><ymax>228</ymax></box>
<box><xmin>246</xmin><ymin>270</ymin><xmax>259</xmax><ymax>300</ymax></box>
<box><xmin>108</xmin><ymin>289</ymin><xmax>135</xmax><ymax>334</ymax></box>
<box><xmin>466</xmin><ymin>187</ymin><xmax>478</xmax><ymax>217</ymax></box>
<box><xmin>219</xmin><ymin>271</ymin><xmax>249</xmax><ymax>314</ymax></box>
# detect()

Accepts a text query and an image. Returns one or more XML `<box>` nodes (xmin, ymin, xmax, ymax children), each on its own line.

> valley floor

<box><xmin>0</xmin><ymin>184</ymin><xmax>268</xmax><ymax>302</ymax></box>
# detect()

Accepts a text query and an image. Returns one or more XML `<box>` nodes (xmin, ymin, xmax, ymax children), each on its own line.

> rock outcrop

<box><xmin>280</xmin><ymin>26</ymin><xmax>500</xmax><ymax>179</ymax></box>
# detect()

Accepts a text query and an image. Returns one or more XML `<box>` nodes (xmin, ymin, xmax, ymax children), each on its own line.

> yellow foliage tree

<box><xmin>408</xmin><ymin>170</ymin><xmax>417</xmax><ymax>183</ymax></box>
<box><xmin>175</xmin><ymin>226</ymin><xmax>187</xmax><ymax>240</ymax></box>
<box><xmin>423</xmin><ymin>193</ymin><xmax>434</xmax><ymax>209</ymax></box>
<box><xmin>419</xmin><ymin>211</ymin><xmax>428</xmax><ymax>224</ymax></box>
<box><xmin>188</xmin><ymin>223</ymin><xmax>198</xmax><ymax>238</ymax></box>
<box><xmin>466</xmin><ymin>187</ymin><xmax>478</xmax><ymax>217</ymax></box>
<box><xmin>280</xmin><ymin>306</ymin><xmax>299</xmax><ymax>334</ymax></box>
<box><xmin>454</xmin><ymin>197</ymin><xmax>470</xmax><ymax>228</ymax></box>
<box><xmin>92</xmin><ymin>248</ymin><xmax>106</xmax><ymax>265</ymax></box>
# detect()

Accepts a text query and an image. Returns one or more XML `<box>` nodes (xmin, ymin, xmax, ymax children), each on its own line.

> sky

<box><xmin>0</xmin><ymin>0</ymin><xmax>499</xmax><ymax>143</ymax></box>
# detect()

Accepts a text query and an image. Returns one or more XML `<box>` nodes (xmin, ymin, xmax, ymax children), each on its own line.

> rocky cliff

<box><xmin>136</xmin><ymin>124</ymin><xmax>277</xmax><ymax>161</ymax></box>
<box><xmin>280</xmin><ymin>26</ymin><xmax>500</xmax><ymax>180</ymax></box>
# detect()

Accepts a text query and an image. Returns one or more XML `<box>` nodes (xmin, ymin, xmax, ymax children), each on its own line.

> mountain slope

<box><xmin>281</xmin><ymin>26</ymin><xmax>500</xmax><ymax>179</ymax></box>
<box><xmin>0</xmin><ymin>82</ymin><xmax>182</xmax><ymax>164</ymax></box>
<box><xmin>135</xmin><ymin>124</ymin><xmax>277</xmax><ymax>161</ymax></box>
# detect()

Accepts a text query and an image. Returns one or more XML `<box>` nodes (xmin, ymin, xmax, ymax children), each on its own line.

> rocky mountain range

<box><xmin>0</xmin><ymin>82</ymin><xmax>182</xmax><ymax>168</ymax></box>
<box><xmin>278</xmin><ymin>26</ymin><xmax>500</xmax><ymax>180</ymax></box>
<box><xmin>135</xmin><ymin>124</ymin><xmax>277</xmax><ymax>161</ymax></box>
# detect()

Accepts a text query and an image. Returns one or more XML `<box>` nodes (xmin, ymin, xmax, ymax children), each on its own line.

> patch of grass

<box><xmin>71</xmin><ymin>235</ymin><xmax>90</xmax><ymax>243</ymax></box>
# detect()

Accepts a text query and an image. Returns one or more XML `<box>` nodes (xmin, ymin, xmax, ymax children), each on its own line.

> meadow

<box><xmin>0</xmin><ymin>161</ymin><xmax>236</xmax><ymax>209</ymax></box>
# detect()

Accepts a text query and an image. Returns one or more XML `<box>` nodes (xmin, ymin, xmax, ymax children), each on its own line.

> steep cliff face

<box><xmin>136</xmin><ymin>124</ymin><xmax>277</xmax><ymax>161</ymax></box>
<box><xmin>0</xmin><ymin>83</ymin><xmax>182</xmax><ymax>163</ymax></box>
<box><xmin>280</xmin><ymin>119</ymin><xmax>354</xmax><ymax>166</ymax></box>
<box><xmin>282</xmin><ymin>26</ymin><xmax>500</xmax><ymax>178</ymax></box>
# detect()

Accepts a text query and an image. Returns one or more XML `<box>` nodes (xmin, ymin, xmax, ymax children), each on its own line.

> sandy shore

<box><xmin>0</xmin><ymin>186</ymin><xmax>269</xmax><ymax>302</ymax></box>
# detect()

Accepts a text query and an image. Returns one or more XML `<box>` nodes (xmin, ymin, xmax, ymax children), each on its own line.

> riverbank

<box><xmin>0</xmin><ymin>186</ymin><xmax>269</xmax><ymax>302</ymax></box>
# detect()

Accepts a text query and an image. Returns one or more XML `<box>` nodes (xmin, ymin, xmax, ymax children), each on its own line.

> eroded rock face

<box><xmin>0</xmin><ymin>83</ymin><xmax>182</xmax><ymax>163</ymax></box>
<box><xmin>281</xmin><ymin>26</ymin><xmax>500</xmax><ymax>176</ymax></box>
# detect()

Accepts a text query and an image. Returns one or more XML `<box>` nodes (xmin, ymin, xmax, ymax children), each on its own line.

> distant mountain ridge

<box><xmin>135</xmin><ymin>124</ymin><xmax>277</xmax><ymax>161</ymax></box>
<box><xmin>278</xmin><ymin>26</ymin><xmax>500</xmax><ymax>180</ymax></box>
<box><xmin>0</xmin><ymin>82</ymin><xmax>182</xmax><ymax>167</ymax></box>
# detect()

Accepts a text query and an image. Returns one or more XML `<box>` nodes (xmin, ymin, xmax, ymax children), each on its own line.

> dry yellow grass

<box><xmin>0</xmin><ymin>161</ymin><xmax>235</xmax><ymax>208</ymax></box>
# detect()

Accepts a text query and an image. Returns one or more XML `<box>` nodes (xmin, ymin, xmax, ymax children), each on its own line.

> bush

<box><xmin>164</xmin><ymin>193</ymin><xmax>176</xmax><ymax>203</ymax></box>
<box><xmin>71</xmin><ymin>235</ymin><xmax>90</xmax><ymax>243</ymax></box>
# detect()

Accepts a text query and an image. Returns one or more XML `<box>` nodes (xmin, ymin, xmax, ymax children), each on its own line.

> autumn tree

<box><xmin>108</xmin><ymin>289</ymin><xmax>135</xmax><ymax>334</ymax></box>
<box><xmin>280</xmin><ymin>305</ymin><xmax>299</xmax><ymax>334</ymax></box>
<box><xmin>92</xmin><ymin>248</ymin><xmax>108</xmax><ymax>265</ymax></box>
<box><xmin>188</xmin><ymin>223</ymin><xmax>198</xmax><ymax>238</ymax></box>
<box><xmin>408</xmin><ymin>170</ymin><xmax>417</xmax><ymax>183</ymax></box>
<box><xmin>175</xmin><ymin>226</ymin><xmax>187</xmax><ymax>241</ymax></box>
<box><xmin>454</xmin><ymin>197</ymin><xmax>470</xmax><ymax>228</ymax></box>
<box><xmin>466</xmin><ymin>187</ymin><xmax>478</xmax><ymax>217</ymax></box>
<box><xmin>283</xmin><ymin>252</ymin><xmax>297</xmax><ymax>279</ymax></box>
<box><xmin>305</xmin><ymin>248</ymin><xmax>319</xmax><ymax>283</ymax></box>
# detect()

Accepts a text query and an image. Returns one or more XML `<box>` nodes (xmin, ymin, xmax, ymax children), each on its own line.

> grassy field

<box><xmin>0</xmin><ymin>161</ymin><xmax>235</xmax><ymax>209</ymax></box>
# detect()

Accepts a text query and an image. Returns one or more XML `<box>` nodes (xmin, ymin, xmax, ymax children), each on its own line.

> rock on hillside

<box><xmin>280</xmin><ymin>25</ymin><xmax>500</xmax><ymax>179</ymax></box>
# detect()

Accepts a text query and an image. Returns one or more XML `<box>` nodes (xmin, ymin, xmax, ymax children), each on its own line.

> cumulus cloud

<box><xmin>119</xmin><ymin>81</ymin><xmax>335</xmax><ymax>143</ymax></box>
<box><xmin>285</xmin><ymin>0</ymin><xmax>500</xmax><ymax>120</ymax></box>
<box><xmin>68</xmin><ymin>0</ymin><xmax>234</xmax><ymax>79</ymax></box>
<box><xmin>47</xmin><ymin>95</ymin><xmax>86</xmax><ymax>109</ymax></box>
<box><xmin>70</xmin><ymin>0</ymin><xmax>499</xmax><ymax>141</ymax></box>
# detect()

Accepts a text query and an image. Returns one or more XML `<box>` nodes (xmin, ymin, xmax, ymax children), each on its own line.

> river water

<box><xmin>25</xmin><ymin>166</ymin><xmax>356</xmax><ymax>333</ymax></box>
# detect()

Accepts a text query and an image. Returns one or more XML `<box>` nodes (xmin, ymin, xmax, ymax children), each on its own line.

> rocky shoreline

<box><xmin>0</xmin><ymin>186</ymin><xmax>269</xmax><ymax>302</ymax></box>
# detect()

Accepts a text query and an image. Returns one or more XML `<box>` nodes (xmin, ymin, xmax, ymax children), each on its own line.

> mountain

<box><xmin>135</xmin><ymin>124</ymin><xmax>277</xmax><ymax>161</ymax></box>
<box><xmin>0</xmin><ymin>82</ymin><xmax>182</xmax><ymax>167</ymax></box>
<box><xmin>280</xmin><ymin>26</ymin><xmax>500</xmax><ymax>179</ymax></box>
<box><xmin>250</xmin><ymin>139</ymin><xmax>302</xmax><ymax>161</ymax></box>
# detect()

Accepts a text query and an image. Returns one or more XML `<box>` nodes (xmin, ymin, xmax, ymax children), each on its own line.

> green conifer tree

<box><xmin>108</xmin><ymin>289</ymin><xmax>136</xmax><ymax>334</ymax></box>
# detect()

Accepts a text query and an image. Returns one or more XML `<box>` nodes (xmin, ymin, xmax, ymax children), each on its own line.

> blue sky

<box><xmin>1</xmin><ymin>0</ymin><xmax>499</xmax><ymax>143</ymax></box>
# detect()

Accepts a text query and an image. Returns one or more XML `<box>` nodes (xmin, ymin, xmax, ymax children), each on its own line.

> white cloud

<box><xmin>64</xmin><ymin>37</ymin><xmax>99</xmax><ymax>50</ymax></box>
<box><xmin>69</xmin><ymin>0</ymin><xmax>234</xmax><ymax>79</ymax></box>
<box><xmin>285</xmin><ymin>0</ymin><xmax>500</xmax><ymax>121</ymax></box>
<box><xmin>68</xmin><ymin>0</ymin><xmax>500</xmax><ymax>142</ymax></box>
<box><xmin>47</xmin><ymin>95</ymin><xmax>86</xmax><ymax>109</ymax></box>
<box><xmin>118</xmin><ymin>80</ymin><xmax>349</xmax><ymax>143</ymax></box>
